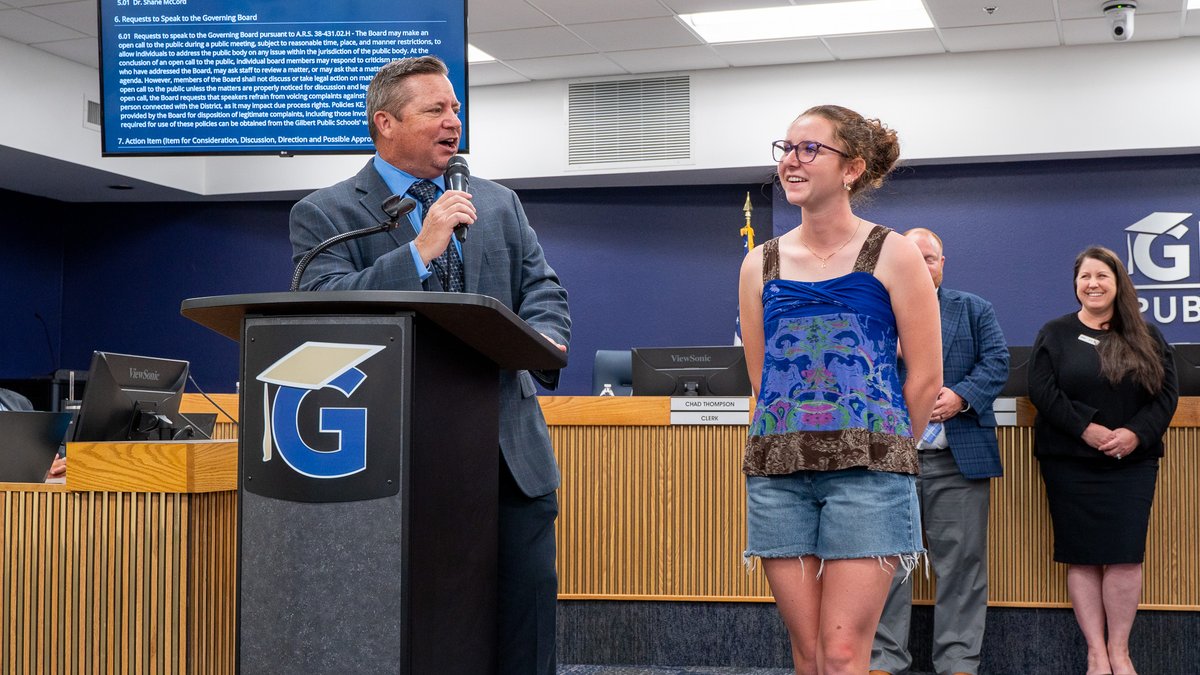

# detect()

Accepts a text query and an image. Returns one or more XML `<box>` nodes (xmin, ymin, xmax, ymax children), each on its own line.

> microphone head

<box><xmin>445</xmin><ymin>154</ymin><xmax>470</xmax><ymax>192</ymax></box>
<box><xmin>446</xmin><ymin>154</ymin><xmax>470</xmax><ymax>176</ymax></box>
<box><xmin>382</xmin><ymin>195</ymin><xmax>416</xmax><ymax>221</ymax></box>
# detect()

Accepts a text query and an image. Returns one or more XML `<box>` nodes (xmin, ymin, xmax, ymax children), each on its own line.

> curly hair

<box><xmin>800</xmin><ymin>104</ymin><xmax>900</xmax><ymax>199</ymax></box>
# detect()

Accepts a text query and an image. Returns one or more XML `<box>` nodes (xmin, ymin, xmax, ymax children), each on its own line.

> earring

<box><xmin>843</xmin><ymin>183</ymin><xmax>852</xmax><ymax>191</ymax></box>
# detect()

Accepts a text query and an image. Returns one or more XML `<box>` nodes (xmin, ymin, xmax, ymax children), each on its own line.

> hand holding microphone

<box><xmin>444</xmin><ymin>154</ymin><xmax>471</xmax><ymax>242</ymax></box>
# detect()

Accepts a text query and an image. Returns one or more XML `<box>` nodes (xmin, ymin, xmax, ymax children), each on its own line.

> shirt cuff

<box><xmin>408</xmin><ymin>242</ymin><xmax>432</xmax><ymax>281</ymax></box>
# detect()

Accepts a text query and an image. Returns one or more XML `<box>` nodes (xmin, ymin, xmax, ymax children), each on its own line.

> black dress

<box><xmin>1028</xmin><ymin>312</ymin><xmax>1178</xmax><ymax>565</ymax></box>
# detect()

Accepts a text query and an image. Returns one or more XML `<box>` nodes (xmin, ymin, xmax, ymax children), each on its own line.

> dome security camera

<box><xmin>1102</xmin><ymin>0</ymin><xmax>1136</xmax><ymax>41</ymax></box>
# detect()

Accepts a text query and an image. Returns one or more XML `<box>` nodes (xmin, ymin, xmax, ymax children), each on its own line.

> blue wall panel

<box><xmin>0</xmin><ymin>189</ymin><xmax>68</xmax><ymax>379</ymax></box>
<box><xmin>773</xmin><ymin>156</ymin><xmax>1200</xmax><ymax>346</ymax></box>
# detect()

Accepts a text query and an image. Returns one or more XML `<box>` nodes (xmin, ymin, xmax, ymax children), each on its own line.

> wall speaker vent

<box><xmin>568</xmin><ymin>76</ymin><xmax>690</xmax><ymax>166</ymax></box>
<box><xmin>85</xmin><ymin>98</ymin><xmax>102</xmax><ymax>131</ymax></box>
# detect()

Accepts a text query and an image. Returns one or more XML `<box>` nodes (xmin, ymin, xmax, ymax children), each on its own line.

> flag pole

<box><xmin>740</xmin><ymin>192</ymin><xmax>755</xmax><ymax>251</ymax></box>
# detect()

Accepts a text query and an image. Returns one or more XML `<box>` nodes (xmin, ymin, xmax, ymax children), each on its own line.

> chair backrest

<box><xmin>592</xmin><ymin>350</ymin><xmax>633</xmax><ymax>396</ymax></box>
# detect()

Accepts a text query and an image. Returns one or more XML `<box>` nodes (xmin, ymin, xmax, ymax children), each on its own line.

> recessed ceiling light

<box><xmin>468</xmin><ymin>45</ymin><xmax>496</xmax><ymax>63</ymax></box>
<box><xmin>1188</xmin><ymin>0</ymin><xmax>1199</xmax><ymax>9</ymax></box>
<box><xmin>679</xmin><ymin>0</ymin><xmax>934</xmax><ymax>44</ymax></box>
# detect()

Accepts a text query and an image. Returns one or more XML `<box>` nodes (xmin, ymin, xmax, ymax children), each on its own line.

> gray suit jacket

<box><xmin>0</xmin><ymin>387</ymin><xmax>34</xmax><ymax>411</ymax></box>
<box><xmin>290</xmin><ymin>160</ymin><xmax>571</xmax><ymax>497</ymax></box>
<box><xmin>938</xmin><ymin>287</ymin><xmax>1009</xmax><ymax>479</ymax></box>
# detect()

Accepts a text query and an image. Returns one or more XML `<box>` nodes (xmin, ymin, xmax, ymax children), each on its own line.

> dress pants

<box><xmin>872</xmin><ymin>447</ymin><xmax>990</xmax><ymax>675</ymax></box>
<box><xmin>498</xmin><ymin>455</ymin><xmax>559</xmax><ymax>675</ymax></box>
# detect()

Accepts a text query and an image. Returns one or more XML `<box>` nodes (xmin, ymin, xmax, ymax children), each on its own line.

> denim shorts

<box><xmin>745</xmin><ymin>468</ymin><xmax>924</xmax><ymax>563</ymax></box>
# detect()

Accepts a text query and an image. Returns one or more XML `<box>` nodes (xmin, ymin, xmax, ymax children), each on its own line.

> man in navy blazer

<box><xmin>290</xmin><ymin>56</ymin><xmax>570</xmax><ymax>675</ymax></box>
<box><xmin>871</xmin><ymin>228</ymin><xmax>1008</xmax><ymax>675</ymax></box>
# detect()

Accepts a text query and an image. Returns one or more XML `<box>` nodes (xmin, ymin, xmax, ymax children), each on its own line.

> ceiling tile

<box><xmin>606</xmin><ymin>45</ymin><xmax>729</xmax><ymax>74</ymax></box>
<box><xmin>940</xmin><ymin>21</ymin><xmax>1062</xmax><ymax>52</ymax></box>
<box><xmin>468</xmin><ymin>0</ymin><xmax>555</xmax><ymax>33</ymax></box>
<box><xmin>1058</xmin><ymin>0</ymin><xmax>1183</xmax><ymax>20</ymax></box>
<box><xmin>824</xmin><ymin>29</ymin><xmax>947</xmax><ymax>60</ymax></box>
<box><xmin>25</xmin><ymin>0</ymin><xmax>96</xmax><ymax>37</ymax></box>
<box><xmin>471</xmin><ymin>26</ymin><xmax>596</xmax><ymax>60</ymax></box>
<box><xmin>0</xmin><ymin>8</ymin><xmax>86</xmax><ymax>43</ymax></box>
<box><xmin>925</xmin><ymin>0</ymin><xmax>1056</xmax><ymax>29</ymax></box>
<box><xmin>503</xmin><ymin>54</ymin><xmax>628</xmax><ymax>80</ymax></box>
<box><xmin>2</xmin><ymin>0</ymin><xmax>75</xmax><ymax>7</ymax></box>
<box><xmin>711</xmin><ymin>38</ymin><xmax>836</xmax><ymax>67</ymax></box>
<box><xmin>469</xmin><ymin>61</ymin><xmax>532</xmax><ymax>87</ymax></box>
<box><xmin>33</xmin><ymin>36</ymin><xmax>97</xmax><ymax>68</ymax></box>
<box><xmin>660</xmin><ymin>0</ymin><xmax>793</xmax><ymax>12</ymax></box>
<box><xmin>527</xmin><ymin>0</ymin><xmax>672</xmax><ymax>25</ymax></box>
<box><xmin>567</xmin><ymin>17</ymin><xmax>703</xmax><ymax>52</ymax></box>
<box><xmin>1186</xmin><ymin>10</ymin><xmax>1200</xmax><ymax>36</ymax></box>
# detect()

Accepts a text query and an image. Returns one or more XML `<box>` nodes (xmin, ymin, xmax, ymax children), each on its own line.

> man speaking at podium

<box><xmin>289</xmin><ymin>56</ymin><xmax>571</xmax><ymax>675</ymax></box>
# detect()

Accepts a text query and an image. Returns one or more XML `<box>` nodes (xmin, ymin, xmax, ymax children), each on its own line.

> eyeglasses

<box><xmin>772</xmin><ymin>139</ymin><xmax>850</xmax><ymax>164</ymax></box>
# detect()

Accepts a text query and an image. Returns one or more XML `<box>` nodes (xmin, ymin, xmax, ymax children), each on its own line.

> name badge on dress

<box><xmin>1078</xmin><ymin>334</ymin><xmax>1100</xmax><ymax>346</ymax></box>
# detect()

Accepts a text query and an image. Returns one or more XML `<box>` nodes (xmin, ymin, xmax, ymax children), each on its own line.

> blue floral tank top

<box><xmin>743</xmin><ymin>225</ymin><xmax>918</xmax><ymax>476</ymax></box>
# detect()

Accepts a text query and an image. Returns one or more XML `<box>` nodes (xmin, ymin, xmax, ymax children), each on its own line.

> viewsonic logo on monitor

<box><xmin>670</xmin><ymin>354</ymin><xmax>713</xmax><ymax>363</ymax></box>
<box><xmin>255</xmin><ymin>341</ymin><xmax>386</xmax><ymax>480</ymax></box>
<box><xmin>1126</xmin><ymin>212</ymin><xmax>1200</xmax><ymax>325</ymax></box>
<box><xmin>128</xmin><ymin>367</ymin><xmax>161</xmax><ymax>381</ymax></box>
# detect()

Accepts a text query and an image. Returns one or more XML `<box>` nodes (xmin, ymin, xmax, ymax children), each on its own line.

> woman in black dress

<box><xmin>1029</xmin><ymin>246</ymin><xmax>1178</xmax><ymax>675</ymax></box>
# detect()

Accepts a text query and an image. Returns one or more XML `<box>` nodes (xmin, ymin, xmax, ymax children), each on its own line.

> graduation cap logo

<box><xmin>1126</xmin><ymin>212</ymin><xmax>1193</xmax><ymax>284</ymax></box>
<box><xmin>256</xmin><ymin>341</ymin><xmax>386</xmax><ymax>479</ymax></box>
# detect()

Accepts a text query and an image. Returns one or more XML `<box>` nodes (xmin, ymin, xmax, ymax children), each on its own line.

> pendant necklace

<box><xmin>800</xmin><ymin>217</ymin><xmax>862</xmax><ymax>269</ymax></box>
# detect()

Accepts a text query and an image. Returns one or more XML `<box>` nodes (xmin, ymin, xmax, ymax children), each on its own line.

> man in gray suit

<box><xmin>290</xmin><ymin>56</ymin><xmax>570</xmax><ymax>675</ymax></box>
<box><xmin>871</xmin><ymin>228</ymin><xmax>1008</xmax><ymax>675</ymax></box>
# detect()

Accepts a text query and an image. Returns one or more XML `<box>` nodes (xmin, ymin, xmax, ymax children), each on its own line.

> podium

<box><xmin>182</xmin><ymin>291</ymin><xmax>566</xmax><ymax>674</ymax></box>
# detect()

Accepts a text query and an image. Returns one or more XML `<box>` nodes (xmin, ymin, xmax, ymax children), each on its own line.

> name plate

<box><xmin>669</xmin><ymin>396</ymin><xmax>751</xmax><ymax>411</ymax></box>
<box><xmin>668</xmin><ymin>397</ymin><xmax>751</xmax><ymax>425</ymax></box>
<box><xmin>670</xmin><ymin>411</ymin><xmax>751</xmax><ymax>425</ymax></box>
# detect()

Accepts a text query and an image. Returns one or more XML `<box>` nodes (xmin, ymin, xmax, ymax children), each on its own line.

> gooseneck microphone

<box><xmin>289</xmin><ymin>195</ymin><xmax>415</xmax><ymax>292</ymax></box>
<box><xmin>444</xmin><ymin>154</ymin><xmax>470</xmax><ymax>242</ymax></box>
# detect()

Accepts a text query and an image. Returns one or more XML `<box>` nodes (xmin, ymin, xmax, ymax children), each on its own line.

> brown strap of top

<box><xmin>853</xmin><ymin>225</ymin><xmax>892</xmax><ymax>274</ymax></box>
<box><xmin>763</xmin><ymin>225</ymin><xmax>891</xmax><ymax>282</ymax></box>
<box><xmin>761</xmin><ymin>237</ymin><xmax>781</xmax><ymax>284</ymax></box>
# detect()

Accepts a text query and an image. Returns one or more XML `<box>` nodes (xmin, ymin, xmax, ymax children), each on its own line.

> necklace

<box><xmin>800</xmin><ymin>217</ymin><xmax>862</xmax><ymax>269</ymax></box>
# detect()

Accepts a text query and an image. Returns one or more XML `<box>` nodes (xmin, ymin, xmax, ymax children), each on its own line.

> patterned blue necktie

<box><xmin>407</xmin><ymin>179</ymin><xmax>464</xmax><ymax>292</ymax></box>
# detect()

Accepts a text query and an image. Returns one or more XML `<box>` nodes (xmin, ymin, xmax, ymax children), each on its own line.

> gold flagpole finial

<box><xmin>740</xmin><ymin>192</ymin><xmax>755</xmax><ymax>251</ymax></box>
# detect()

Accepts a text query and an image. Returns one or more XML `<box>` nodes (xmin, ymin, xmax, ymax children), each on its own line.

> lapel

<box><xmin>352</xmin><ymin>161</ymin><xmax>418</xmax><ymax>251</ymax></box>
<box><xmin>939</xmin><ymin>288</ymin><xmax>963</xmax><ymax>360</ymax></box>
<box><xmin>462</xmin><ymin>222</ymin><xmax>483</xmax><ymax>293</ymax></box>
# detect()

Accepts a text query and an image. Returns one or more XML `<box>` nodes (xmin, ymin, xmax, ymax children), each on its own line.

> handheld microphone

<box><xmin>290</xmin><ymin>196</ymin><xmax>415</xmax><ymax>292</ymax></box>
<box><xmin>444</xmin><ymin>154</ymin><xmax>470</xmax><ymax>242</ymax></box>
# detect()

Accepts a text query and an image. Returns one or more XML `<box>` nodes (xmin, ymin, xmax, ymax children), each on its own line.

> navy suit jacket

<box><xmin>937</xmin><ymin>287</ymin><xmax>1009</xmax><ymax>479</ymax></box>
<box><xmin>290</xmin><ymin>160</ymin><xmax>571</xmax><ymax>497</ymax></box>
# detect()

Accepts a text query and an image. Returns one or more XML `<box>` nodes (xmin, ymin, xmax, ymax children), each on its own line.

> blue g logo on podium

<box><xmin>256</xmin><ymin>341</ymin><xmax>386</xmax><ymax>479</ymax></box>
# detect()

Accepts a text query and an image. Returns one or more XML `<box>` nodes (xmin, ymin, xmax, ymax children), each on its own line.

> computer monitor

<box><xmin>631</xmin><ymin>346</ymin><xmax>751</xmax><ymax>396</ymax></box>
<box><xmin>1172</xmin><ymin>343</ymin><xmax>1200</xmax><ymax>396</ymax></box>
<box><xmin>1000</xmin><ymin>346</ymin><xmax>1032</xmax><ymax>397</ymax></box>
<box><xmin>70</xmin><ymin>351</ymin><xmax>190</xmax><ymax>442</ymax></box>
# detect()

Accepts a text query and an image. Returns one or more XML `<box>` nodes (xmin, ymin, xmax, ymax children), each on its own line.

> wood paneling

<box><xmin>67</xmin><ymin>441</ymin><xmax>237</xmax><ymax>494</ymax></box>
<box><xmin>1</xmin><ymin>487</ymin><xmax>235</xmax><ymax>673</ymax></box>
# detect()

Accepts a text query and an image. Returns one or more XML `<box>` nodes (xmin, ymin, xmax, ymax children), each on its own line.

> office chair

<box><xmin>592</xmin><ymin>350</ymin><xmax>633</xmax><ymax>396</ymax></box>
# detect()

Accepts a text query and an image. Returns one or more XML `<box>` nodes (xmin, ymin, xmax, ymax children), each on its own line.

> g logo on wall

<box><xmin>1125</xmin><ymin>212</ymin><xmax>1200</xmax><ymax>326</ymax></box>
<box><xmin>257</xmin><ymin>341</ymin><xmax>385</xmax><ymax>479</ymax></box>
